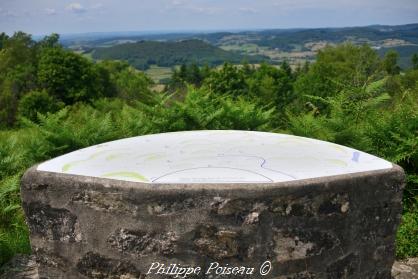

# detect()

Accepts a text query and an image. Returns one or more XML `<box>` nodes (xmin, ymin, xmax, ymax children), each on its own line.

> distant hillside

<box><xmin>67</xmin><ymin>23</ymin><xmax>418</xmax><ymax>69</ymax></box>
<box><xmin>378</xmin><ymin>45</ymin><xmax>418</xmax><ymax>69</ymax></box>
<box><xmin>64</xmin><ymin>24</ymin><xmax>418</xmax><ymax>49</ymax></box>
<box><xmin>91</xmin><ymin>39</ymin><xmax>266</xmax><ymax>70</ymax></box>
<box><xmin>251</xmin><ymin>24</ymin><xmax>418</xmax><ymax>51</ymax></box>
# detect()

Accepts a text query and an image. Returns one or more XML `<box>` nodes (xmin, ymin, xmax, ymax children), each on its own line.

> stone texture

<box><xmin>76</xmin><ymin>252</ymin><xmax>143</xmax><ymax>279</ymax></box>
<box><xmin>0</xmin><ymin>255</ymin><xmax>38</xmax><ymax>279</ymax></box>
<box><xmin>392</xmin><ymin>258</ymin><xmax>418</xmax><ymax>279</ymax></box>
<box><xmin>107</xmin><ymin>228</ymin><xmax>178</xmax><ymax>256</ymax></box>
<box><xmin>20</xmin><ymin>164</ymin><xmax>405</xmax><ymax>278</ymax></box>
<box><xmin>4</xmin><ymin>255</ymin><xmax>418</xmax><ymax>279</ymax></box>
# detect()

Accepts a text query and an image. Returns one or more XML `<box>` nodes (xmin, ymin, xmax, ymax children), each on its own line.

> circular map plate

<box><xmin>37</xmin><ymin>130</ymin><xmax>393</xmax><ymax>184</ymax></box>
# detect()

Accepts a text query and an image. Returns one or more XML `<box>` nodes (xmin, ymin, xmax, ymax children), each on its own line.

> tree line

<box><xmin>0</xmin><ymin>32</ymin><xmax>155</xmax><ymax>128</ymax></box>
<box><xmin>91</xmin><ymin>39</ymin><xmax>266</xmax><ymax>70</ymax></box>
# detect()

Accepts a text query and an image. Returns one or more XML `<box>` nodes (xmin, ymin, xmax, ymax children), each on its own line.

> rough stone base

<box><xmin>20</xmin><ymin>166</ymin><xmax>405</xmax><ymax>278</ymax></box>
<box><xmin>2</xmin><ymin>255</ymin><xmax>417</xmax><ymax>279</ymax></box>
<box><xmin>392</xmin><ymin>258</ymin><xmax>418</xmax><ymax>279</ymax></box>
<box><xmin>0</xmin><ymin>255</ymin><xmax>38</xmax><ymax>279</ymax></box>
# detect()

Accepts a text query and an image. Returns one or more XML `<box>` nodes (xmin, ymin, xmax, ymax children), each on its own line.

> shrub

<box><xmin>396</xmin><ymin>206</ymin><xmax>418</xmax><ymax>259</ymax></box>
<box><xmin>17</xmin><ymin>90</ymin><xmax>64</xmax><ymax>122</ymax></box>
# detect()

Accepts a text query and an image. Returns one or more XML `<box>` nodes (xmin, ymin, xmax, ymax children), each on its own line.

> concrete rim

<box><xmin>23</xmin><ymin>163</ymin><xmax>404</xmax><ymax>193</ymax></box>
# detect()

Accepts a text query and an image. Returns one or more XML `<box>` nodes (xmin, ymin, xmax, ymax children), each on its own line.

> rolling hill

<box><xmin>65</xmin><ymin>23</ymin><xmax>418</xmax><ymax>69</ymax></box>
<box><xmin>91</xmin><ymin>39</ymin><xmax>267</xmax><ymax>70</ymax></box>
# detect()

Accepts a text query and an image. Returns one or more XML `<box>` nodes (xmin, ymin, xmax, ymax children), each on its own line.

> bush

<box><xmin>17</xmin><ymin>90</ymin><xmax>64</xmax><ymax>122</ymax></box>
<box><xmin>396</xmin><ymin>206</ymin><xmax>418</xmax><ymax>259</ymax></box>
<box><xmin>0</xmin><ymin>175</ymin><xmax>30</xmax><ymax>265</ymax></box>
<box><xmin>37</xmin><ymin>47</ymin><xmax>113</xmax><ymax>104</ymax></box>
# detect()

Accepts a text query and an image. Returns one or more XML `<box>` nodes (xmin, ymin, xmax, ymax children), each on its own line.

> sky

<box><xmin>1</xmin><ymin>0</ymin><xmax>418</xmax><ymax>35</ymax></box>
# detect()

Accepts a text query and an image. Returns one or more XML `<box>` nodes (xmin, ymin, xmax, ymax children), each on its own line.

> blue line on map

<box><xmin>217</xmin><ymin>153</ymin><xmax>297</xmax><ymax>179</ymax></box>
<box><xmin>151</xmin><ymin>166</ymin><xmax>274</xmax><ymax>183</ymax></box>
<box><xmin>352</xmin><ymin>152</ymin><xmax>360</xmax><ymax>162</ymax></box>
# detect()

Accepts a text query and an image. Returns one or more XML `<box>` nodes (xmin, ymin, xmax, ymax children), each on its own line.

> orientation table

<box><xmin>21</xmin><ymin>130</ymin><xmax>404</xmax><ymax>278</ymax></box>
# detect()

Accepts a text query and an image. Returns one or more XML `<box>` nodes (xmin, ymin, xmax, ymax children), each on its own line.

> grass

<box><xmin>220</xmin><ymin>43</ymin><xmax>260</xmax><ymax>53</ymax></box>
<box><xmin>396</xmin><ymin>206</ymin><xmax>418</xmax><ymax>258</ymax></box>
<box><xmin>0</xmin><ymin>218</ymin><xmax>30</xmax><ymax>266</ymax></box>
<box><xmin>220</xmin><ymin>43</ymin><xmax>315</xmax><ymax>67</ymax></box>
<box><xmin>81</xmin><ymin>51</ymin><xmax>94</xmax><ymax>61</ymax></box>
<box><xmin>0</xmin><ymin>173</ymin><xmax>31</xmax><ymax>265</ymax></box>
<box><xmin>145</xmin><ymin>65</ymin><xmax>174</xmax><ymax>83</ymax></box>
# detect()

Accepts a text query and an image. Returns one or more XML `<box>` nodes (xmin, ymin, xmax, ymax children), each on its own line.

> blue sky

<box><xmin>1</xmin><ymin>0</ymin><xmax>418</xmax><ymax>35</ymax></box>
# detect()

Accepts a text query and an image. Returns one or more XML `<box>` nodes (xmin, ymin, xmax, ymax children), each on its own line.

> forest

<box><xmin>91</xmin><ymin>39</ymin><xmax>266</xmax><ymax>70</ymax></box>
<box><xmin>0</xmin><ymin>31</ymin><xmax>417</xmax><ymax>267</ymax></box>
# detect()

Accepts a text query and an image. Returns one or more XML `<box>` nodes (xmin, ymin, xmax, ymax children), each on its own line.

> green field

<box><xmin>221</xmin><ymin>43</ymin><xmax>261</xmax><ymax>53</ymax></box>
<box><xmin>145</xmin><ymin>65</ymin><xmax>174</xmax><ymax>83</ymax></box>
<box><xmin>220</xmin><ymin>42</ymin><xmax>314</xmax><ymax>67</ymax></box>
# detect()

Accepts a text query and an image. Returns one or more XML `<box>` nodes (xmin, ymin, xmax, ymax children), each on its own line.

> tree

<box><xmin>241</xmin><ymin>61</ymin><xmax>254</xmax><ymax>76</ymax></box>
<box><xmin>0</xmin><ymin>32</ymin><xmax>37</xmax><ymax>74</ymax></box>
<box><xmin>37</xmin><ymin>33</ymin><xmax>60</xmax><ymax>49</ymax></box>
<box><xmin>37</xmin><ymin>47</ymin><xmax>110</xmax><ymax>104</ymax></box>
<box><xmin>18</xmin><ymin>90</ymin><xmax>64</xmax><ymax>122</ymax></box>
<box><xmin>113</xmin><ymin>67</ymin><xmax>154</xmax><ymax>103</ymax></box>
<box><xmin>412</xmin><ymin>54</ymin><xmax>418</xmax><ymax>70</ymax></box>
<box><xmin>96</xmin><ymin>60</ymin><xmax>153</xmax><ymax>102</ymax></box>
<box><xmin>167</xmin><ymin>63</ymin><xmax>211</xmax><ymax>93</ymax></box>
<box><xmin>0</xmin><ymin>32</ymin><xmax>38</xmax><ymax>127</ymax></box>
<box><xmin>0</xmin><ymin>33</ymin><xmax>9</xmax><ymax>50</ymax></box>
<box><xmin>203</xmin><ymin>63</ymin><xmax>248</xmax><ymax>96</ymax></box>
<box><xmin>294</xmin><ymin>44</ymin><xmax>382</xmax><ymax>113</ymax></box>
<box><xmin>383</xmin><ymin>50</ymin><xmax>401</xmax><ymax>75</ymax></box>
<box><xmin>245</xmin><ymin>63</ymin><xmax>294</xmax><ymax>109</ymax></box>
<box><xmin>280</xmin><ymin>60</ymin><xmax>292</xmax><ymax>77</ymax></box>
<box><xmin>186</xmin><ymin>63</ymin><xmax>204</xmax><ymax>86</ymax></box>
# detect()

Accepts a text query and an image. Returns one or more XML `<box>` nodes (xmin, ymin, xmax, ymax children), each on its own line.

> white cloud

<box><xmin>272</xmin><ymin>0</ymin><xmax>366</xmax><ymax>10</ymax></box>
<box><xmin>239</xmin><ymin>7</ymin><xmax>258</xmax><ymax>14</ymax></box>
<box><xmin>66</xmin><ymin>3</ymin><xmax>86</xmax><ymax>13</ymax></box>
<box><xmin>190</xmin><ymin>6</ymin><xmax>223</xmax><ymax>15</ymax></box>
<box><xmin>91</xmin><ymin>3</ymin><xmax>104</xmax><ymax>10</ymax></box>
<box><xmin>45</xmin><ymin>8</ymin><xmax>56</xmax><ymax>15</ymax></box>
<box><xmin>2</xmin><ymin>9</ymin><xmax>18</xmax><ymax>17</ymax></box>
<box><xmin>162</xmin><ymin>1</ymin><xmax>222</xmax><ymax>15</ymax></box>
<box><xmin>171</xmin><ymin>0</ymin><xmax>184</xmax><ymax>6</ymax></box>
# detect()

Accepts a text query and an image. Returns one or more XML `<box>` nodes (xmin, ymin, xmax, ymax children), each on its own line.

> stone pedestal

<box><xmin>20</xmin><ymin>131</ymin><xmax>405</xmax><ymax>278</ymax></box>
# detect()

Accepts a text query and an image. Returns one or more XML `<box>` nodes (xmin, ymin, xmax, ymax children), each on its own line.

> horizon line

<box><xmin>21</xmin><ymin>21</ymin><xmax>418</xmax><ymax>38</ymax></box>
